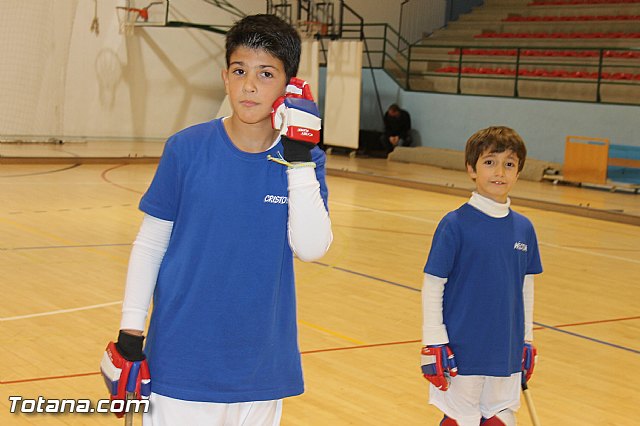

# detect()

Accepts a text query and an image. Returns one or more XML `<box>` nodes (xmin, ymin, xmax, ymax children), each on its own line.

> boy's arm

<box><xmin>522</xmin><ymin>274</ymin><xmax>538</xmax><ymax>383</ymax></box>
<box><xmin>101</xmin><ymin>214</ymin><xmax>171</xmax><ymax>415</ymax></box>
<box><xmin>421</xmin><ymin>273</ymin><xmax>458</xmax><ymax>391</ymax></box>
<box><xmin>287</xmin><ymin>166</ymin><xmax>332</xmax><ymax>262</ymax></box>
<box><xmin>120</xmin><ymin>214</ymin><xmax>173</xmax><ymax>331</ymax></box>
<box><xmin>422</xmin><ymin>273</ymin><xmax>449</xmax><ymax>344</ymax></box>
<box><xmin>523</xmin><ymin>274</ymin><xmax>535</xmax><ymax>341</ymax></box>
<box><xmin>271</xmin><ymin>78</ymin><xmax>332</xmax><ymax>261</ymax></box>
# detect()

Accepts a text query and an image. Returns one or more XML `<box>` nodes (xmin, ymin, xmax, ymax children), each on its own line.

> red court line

<box><xmin>4</xmin><ymin>315</ymin><xmax>638</xmax><ymax>385</ymax></box>
<box><xmin>552</xmin><ymin>315</ymin><xmax>640</xmax><ymax>328</ymax></box>
<box><xmin>0</xmin><ymin>371</ymin><xmax>100</xmax><ymax>385</ymax></box>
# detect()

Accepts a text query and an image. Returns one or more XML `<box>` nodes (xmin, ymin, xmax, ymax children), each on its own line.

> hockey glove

<box><xmin>271</xmin><ymin>77</ymin><xmax>321</xmax><ymax>163</ymax></box>
<box><xmin>100</xmin><ymin>331</ymin><xmax>151</xmax><ymax>418</ymax></box>
<box><xmin>421</xmin><ymin>344</ymin><xmax>458</xmax><ymax>391</ymax></box>
<box><xmin>522</xmin><ymin>342</ymin><xmax>537</xmax><ymax>383</ymax></box>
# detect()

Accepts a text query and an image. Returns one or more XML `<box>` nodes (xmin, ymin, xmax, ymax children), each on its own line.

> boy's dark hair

<box><xmin>465</xmin><ymin>126</ymin><xmax>527</xmax><ymax>172</ymax></box>
<box><xmin>225</xmin><ymin>14</ymin><xmax>301</xmax><ymax>82</ymax></box>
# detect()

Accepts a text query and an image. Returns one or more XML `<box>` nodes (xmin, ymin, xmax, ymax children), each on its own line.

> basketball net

<box><xmin>116</xmin><ymin>6</ymin><xmax>140</xmax><ymax>36</ymax></box>
<box><xmin>297</xmin><ymin>20</ymin><xmax>328</xmax><ymax>39</ymax></box>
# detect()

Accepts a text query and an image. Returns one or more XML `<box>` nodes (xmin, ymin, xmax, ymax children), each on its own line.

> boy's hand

<box><xmin>100</xmin><ymin>331</ymin><xmax>151</xmax><ymax>418</ymax></box>
<box><xmin>421</xmin><ymin>345</ymin><xmax>458</xmax><ymax>391</ymax></box>
<box><xmin>522</xmin><ymin>342</ymin><xmax>537</xmax><ymax>383</ymax></box>
<box><xmin>272</xmin><ymin>77</ymin><xmax>321</xmax><ymax>163</ymax></box>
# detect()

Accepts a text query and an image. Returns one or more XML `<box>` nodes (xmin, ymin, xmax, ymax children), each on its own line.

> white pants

<box><xmin>429</xmin><ymin>373</ymin><xmax>521</xmax><ymax>426</ymax></box>
<box><xmin>142</xmin><ymin>393</ymin><xmax>283</xmax><ymax>426</ymax></box>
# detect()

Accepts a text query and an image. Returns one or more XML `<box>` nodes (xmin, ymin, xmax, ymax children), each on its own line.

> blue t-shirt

<box><xmin>139</xmin><ymin>118</ymin><xmax>328</xmax><ymax>403</ymax></box>
<box><xmin>424</xmin><ymin>203</ymin><xmax>543</xmax><ymax>376</ymax></box>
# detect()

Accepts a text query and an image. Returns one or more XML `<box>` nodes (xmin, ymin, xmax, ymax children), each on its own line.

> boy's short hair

<box><xmin>225</xmin><ymin>14</ymin><xmax>301</xmax><ymax>82</ymax></box>
<box><xmin>465</xmin><ymin>126</ymin><xmax>527</xmax><ymax>172</ymax></box>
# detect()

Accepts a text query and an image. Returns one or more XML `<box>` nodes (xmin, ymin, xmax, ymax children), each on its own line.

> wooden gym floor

<box><xmin>1</xmin><ymin>143</ymin><xmax>639</xmax><ymax>425</ymax></box>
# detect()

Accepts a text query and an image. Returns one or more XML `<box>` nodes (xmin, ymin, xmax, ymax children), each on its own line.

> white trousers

<box><xmin>429</xmin><ymin>373</ymin><xmax>521</xmax><ymax>426</ymax></box>
<box><xmin>142</xmin><ymin>393</ymin><xmax>283</xmax><ymax>426</ymax></box>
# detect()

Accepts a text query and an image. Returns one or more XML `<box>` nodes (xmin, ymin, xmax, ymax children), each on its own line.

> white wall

<box><xmin>1</xmin><ymin>0</ymin><xmax>265</xmax><ymax>141</ymax></box>
<box><xmin>0</xmin><ymin>0</ymin><xmax>432</xmax><ymax>141</ymax></box>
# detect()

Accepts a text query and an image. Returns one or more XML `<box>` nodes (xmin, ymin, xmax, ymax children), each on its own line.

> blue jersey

<box><xmin>139</xmin><ymin>118</ymin><xmax>328</xmax><ymax>403</ymax></box>
<box><xmin>424</xmin><ymin>203</ymin><xmax>543</xmax><ymax>376</ymax></box>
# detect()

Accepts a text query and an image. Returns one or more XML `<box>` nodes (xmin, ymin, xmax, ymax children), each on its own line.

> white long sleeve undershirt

<box><xmin>120</xmin><ymin>166</ymin><xmax>332</xmax><ymax>332</ymax></box>
<box><xmin>422</xmin><ymin>192</ymin><xmax>535</xmax><ymax>345</ymax></box>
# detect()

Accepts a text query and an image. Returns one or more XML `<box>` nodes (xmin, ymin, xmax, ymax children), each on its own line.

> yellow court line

<box><xmin>298</xmin><ymin>319</ymin><xmax>365</xmax><ymax>345</ymax></box>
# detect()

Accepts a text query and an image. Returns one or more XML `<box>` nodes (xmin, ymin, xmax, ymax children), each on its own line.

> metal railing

<box><xmin>400</xmin><ymin>44</ymin><xmax>640</xmax><ymax>104</ymax></box>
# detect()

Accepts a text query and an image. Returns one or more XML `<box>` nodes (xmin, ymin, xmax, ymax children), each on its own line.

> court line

<box><xmin>313</xmin><ymin>261</ymin><xmax>420</xmax><ymax>292</ymax></box>
<box><xmin>100</xmin><ymin>164</ymin><xmax>144</xmax><ymax>194</ymax></box>
<box><xmin>1</xmin><ymin>243</ymin><xmax>131</xmax><ymax>251</ymax></box>
<box><xmin>332</xmin><ymin>200</ymin><xmax>640</xmax><ymax>265</ymax></box>
<box><xmin>0</xmin><ymin>163</ymin><xmax>80</xmax><ymax>178</ymax></box>
<box><xmin>299</xmin><ymin>319</ymin><xmax>365</xmax><ymax>345</ymax></box>
<box><xmin>536</xmin><ymin>322</ymin><xmax>640</xmax><ymax>354</ymax></box>
<box><xmin>0</xmin><ymin>301</ymin><xmax>122</xmax><ymax>322</ymax></box>
<box><xmin>0</xmin><ymin>372</ymin><xmax>100</xmax><ymax>385</ymax></box>
<box><xmin>5</xmin><ymin>316</ymin><xmax>638</xmax><ymax>385</ymax></box>
<box><xmin>553</xmin><ymin>315</ymin><xmax>640</xmax><ymax>328</ymax></box>
<box><xmin>0</xmin><ymin>216</ymin><xmax>130</xmax><ymax>264</ymax></box>
<box><xmin>538</xmin><ymin>241</ymin><xmax>640</xmax><ymax>265</ymax></box>
<box><xmin>333</xmin><ymin>223</ymin><xmax>432</xmax><ymax>237</ymax></box>
<box><xmin>330</xmin><ymin>200</ymin><xmax>440</xmax><ymax>225</ymax></box>
<box><xmin>302</xmin><ymin>339</ymin><xmax>420</xmax><ymax>354</ymax></box>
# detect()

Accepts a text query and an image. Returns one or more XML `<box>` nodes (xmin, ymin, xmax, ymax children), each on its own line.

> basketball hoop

<box><xmin>115</xmin><ymin>2</ymin><xmax>165</xmax><ymax>35</ymax></box>
<box><xmin>116</xmin><ymin>6</ymin><xmax>142</xmax><ymax>36</ymax></box>
<box><xmin>298</xmin><ymin>20</ymin><xmax>328</xmax><ymax>38</ymax></box>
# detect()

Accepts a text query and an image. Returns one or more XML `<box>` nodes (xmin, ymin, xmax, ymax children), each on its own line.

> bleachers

<box><xmin>503</xmin><ymin>14</ymin><xmax>640</xmax><ymax>20</ymax></box>
<box><xmin>434</xmin><ymin>65</ymin><xmax>640</xmax><ymax>79</ymax></box>
<box><xmin>448</xmin><ymin>48</ymin><xmax>640</xmax><ymax>58</ymax></box>
<box><xmin>387</xmin><ymin>0</ymin><xmax>640</xmax><ymax>103</ymax></box>
<box><xmin>529</xmin><ymin>0</ymin><xmax>640</xmax><ymax>5</ymax></box>
<box><xmin>475</xmin><ymin>31</ymin><xmax>640</xmax><ymax>38</ymax></box>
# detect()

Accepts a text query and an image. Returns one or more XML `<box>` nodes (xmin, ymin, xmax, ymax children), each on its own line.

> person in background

<box><xmin>382</xmin><ymin>103</ymin><xmax>411</xmax><ymax>153</ymax></box>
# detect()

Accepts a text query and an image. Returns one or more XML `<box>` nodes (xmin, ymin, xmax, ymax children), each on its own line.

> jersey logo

<box><xmin>514</xmin><ymin>242</ymin><xmax>528</xmax><ymax>252</ymax></box>
<box><xmin>264</xmin><ymin>195</ymin><xmax>288</xmax><ymax>205</ymax></box>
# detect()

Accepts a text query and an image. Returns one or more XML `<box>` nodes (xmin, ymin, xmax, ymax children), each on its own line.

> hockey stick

<box><xmin>124</xmin><ymin>361</ymin><xmax>142</xmax><ymax>426</ymax></box>
<box><xmin>521</xmin><ymin>381</ymin><xmax>541</xmax><ymax>426</ymax></box>
<box><xmin>124</xmin><ymin>391</ymin><xmax>135</xmax><ymax>426</ymax></box>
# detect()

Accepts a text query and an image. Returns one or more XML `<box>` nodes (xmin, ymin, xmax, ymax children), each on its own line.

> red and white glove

<box><xmin>421</xmin><ymin>344</ymin><xmax>458</xmax><ymax>391</ymax></box>
<box><xmin>100</xmin><ymin>332</ymin><xmax>151</xmax><ymax>418</ymax></box>
<box><xmin>272</xmin><ymin>77</ymin><xmax>321</xmax><ymax>163</ymax></box>
<box><xmin>522</xmin><ymin>342</ymin><xmax>537</xmax><ymax>383</ymax></box>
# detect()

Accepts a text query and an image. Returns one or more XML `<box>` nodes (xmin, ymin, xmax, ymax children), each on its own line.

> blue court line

<box><xmin>312</xmin><ymin>261</ymin><xmax>420</xmax><ymax>292</ymax></box>
<box><xmin>313</xmin><ymin>261</ymin><xmax>640</xmax><ymax>355</ymax></box>
<box><xmin>534</xmin><ymin>322</ymin><xmax>640</xmax><ymax>354</ymax></box>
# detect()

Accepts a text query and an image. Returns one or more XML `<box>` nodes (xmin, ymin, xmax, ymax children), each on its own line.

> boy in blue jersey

<box><xmin>420</xmin><ymin>126</ymin><xmax>543</xmax><ymax>426</ymax></box>
<box><xmin>100</xmin><ymin>14</ymin><xmax>332</xmax><ymax>425</ymax></box>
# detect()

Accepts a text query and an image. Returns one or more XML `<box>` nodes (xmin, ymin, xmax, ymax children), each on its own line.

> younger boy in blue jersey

<box><xmin>420</xmin><ymin>126</ymin><xmax>542</xmax><ymax>426</ymax></box>
<box><xmin>100</xmin><ymin>14</ymin><xmax>332</xmax><ymax>425</ymax></box>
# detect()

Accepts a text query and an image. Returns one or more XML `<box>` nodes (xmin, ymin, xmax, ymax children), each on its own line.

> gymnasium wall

<box><xmin>0</xmin><ymin>0</ymin><xmax>410</xmax><ymax>142</ymax></box>
<box><xmin>2</xmin><ymin>0</ymin><xmax>635</xmax><ymax>164</ymax></box>
<box><xmin>356</xmin><ymin>69</ymin><xmax>639</xmax><ymax>164</ymax></box>
<box><xmin>0</xmin><ymin>0</ymin><xmax>265</xmax><ymax>141</ymax></box>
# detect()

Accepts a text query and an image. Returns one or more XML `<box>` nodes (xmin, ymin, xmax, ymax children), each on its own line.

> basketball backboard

<box><xmin>117</xmin><ymin>0</ymin><xmax>168</xmax><ymax>34</ymax></box>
